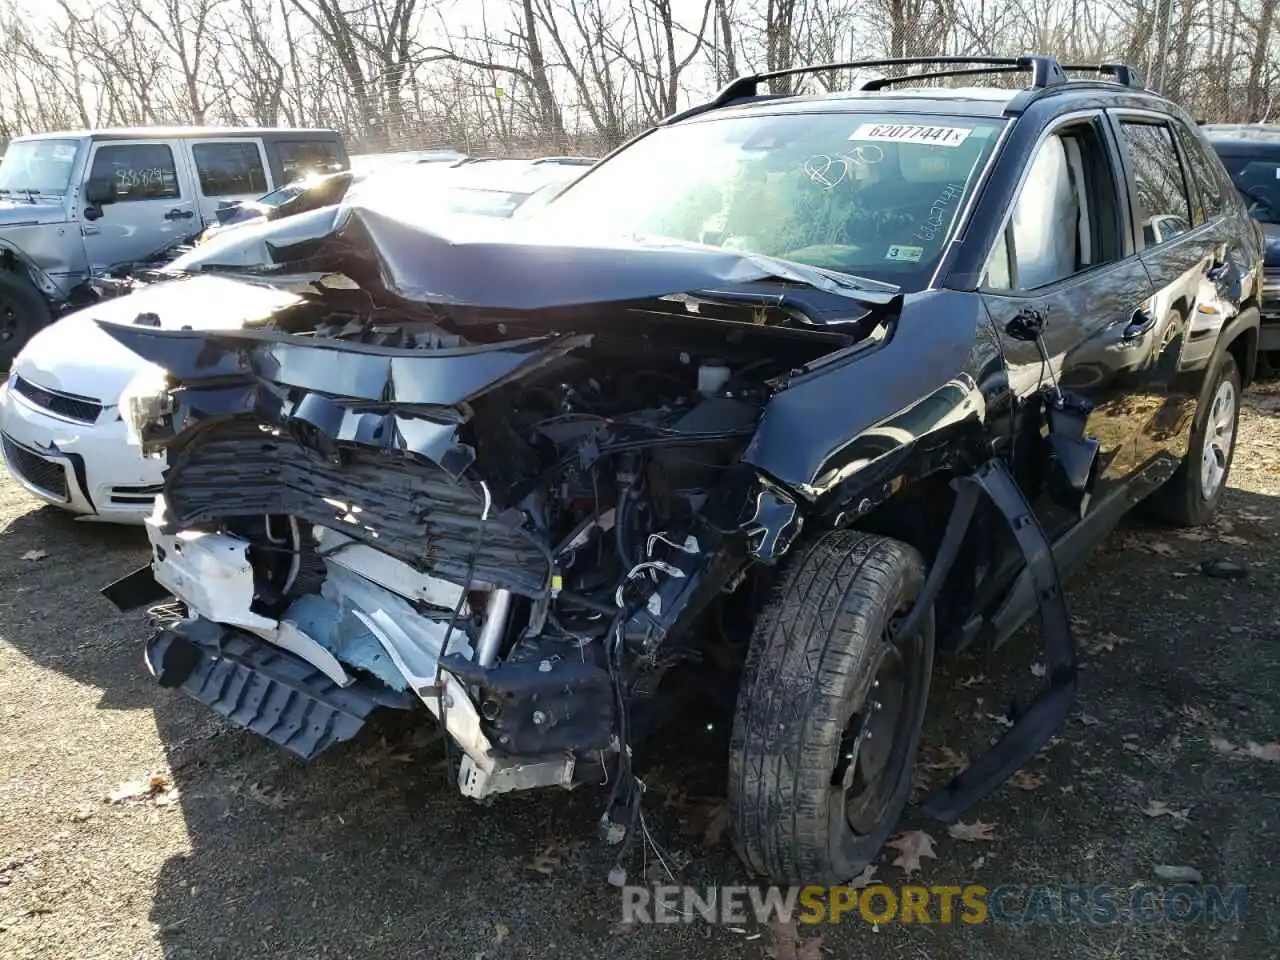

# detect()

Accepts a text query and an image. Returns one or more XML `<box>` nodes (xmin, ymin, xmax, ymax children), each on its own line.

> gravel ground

<box><xmin>1</xmin><ymin>381</ymin><xmax>1277</xmax><ymax>960</ymax></box>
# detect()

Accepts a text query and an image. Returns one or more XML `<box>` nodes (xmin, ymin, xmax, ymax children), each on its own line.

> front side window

<box><xmin>89</xmin><ymin>143</ymin><xmax>180</xmax><ymax>202</ymax></box>
<box><xmin>192</xmin><ymin>141</ymin><xmax>268</xmax><ymax>197</ymax></box>
<box><xmin>534</xmin><ymin>112</ymin><xmax>1005</xmax><ymax>289</ymax></box>
<box><xmin>0</xmin><ymin>139</ymin><xmax>79</xmax><ymax>196</ymax></box>
<box><xmin>984</xmin><ymin>121</ymin><xmax>1121</xmax><ymax>291</ymax></box>
<box><xmin>1117</xmin><ymin>120</ymin><xmax>1193</xmax><ymax>247</ymax></box>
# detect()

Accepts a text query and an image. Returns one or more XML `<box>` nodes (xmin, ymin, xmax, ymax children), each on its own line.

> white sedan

<box><xmin>0</xmin><ymin>276</ymin><xmax>300</xmax><ymax>523</ymax></box>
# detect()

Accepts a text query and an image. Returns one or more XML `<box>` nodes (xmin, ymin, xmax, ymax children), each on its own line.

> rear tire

<box><xmin>728</xmin><ymin>530</ymin><xmax>934</xmax><ymax>885</ymax></box>
<box><xmin>1147</xmin><ymin>352</ymin><xmax>1241</xmax><ymax>527</ymax></box>
<box><xmin>0</xmin><ymin>271</ymin><xmax>52</xmax><ymax>370</ymax></box>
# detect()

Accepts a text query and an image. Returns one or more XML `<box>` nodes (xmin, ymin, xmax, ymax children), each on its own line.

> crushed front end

<box><xmin>101</xmin><ymin>259</ymin><xmax>876</xmax><ymax>805</ymax></box>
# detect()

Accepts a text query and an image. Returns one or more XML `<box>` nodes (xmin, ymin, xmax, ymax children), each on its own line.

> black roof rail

<box><xmin>663</xmin><ymin>55</ymin><xmax>1069</xmax><ymax>124</ymax></box>
<box><xmin>1060</xmin><ymin>62</ymin><xmax>1144</xmax><ymax>88</ymax></box>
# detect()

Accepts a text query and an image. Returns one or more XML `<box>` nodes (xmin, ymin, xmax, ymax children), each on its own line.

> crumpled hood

<box><xmin>14</xmin><ymin>275</ymin><xmax>302</xmax><ymax>403</ymax></box>
<box><xmin>162</xmin><ymin>192</ymin><xmax>896</xmax><ymax>312</ymax></box>
<box><xmin>0</xmin><ymin>198</ymin><xmax>67</xmax><ymax>227</ymax></box>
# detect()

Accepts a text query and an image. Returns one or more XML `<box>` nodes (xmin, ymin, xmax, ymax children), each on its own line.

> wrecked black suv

<box><xmin>102</xmin><ymin>56</ymin><xmax>1262</xmax><ymax>885</ymax></box>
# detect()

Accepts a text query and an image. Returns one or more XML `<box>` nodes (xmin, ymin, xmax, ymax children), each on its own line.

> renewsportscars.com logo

<box><xmin>621</xmin><ymin>883</ymin><xmax>1248</xmax><ymax>926</ymax></box>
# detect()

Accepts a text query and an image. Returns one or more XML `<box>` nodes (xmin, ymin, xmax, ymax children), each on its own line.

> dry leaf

<box><xmin>245</xmin><ymin>782</ymin><xmax>289</xmax><ymax>809</ymax></box>
<box><xmin>1076</xmin><ymin>712</ymin><xmax>1101</xmax><ymax>727</ymax></box>
<box><xmin>1218</xmin><ymin>535</ymin><xmax>1249</xmax><ymax>546</ymax></box>
<box><xmin>106</xmin><ymin>773</ymin><xmax>172</xmax><ymax>804</ymax></box>
<box><xmin>1147</xmin><ymin>541</ymin><xmax>1176</xmax><ymax>557</ymax></box>
<box><xmin>947</xmin><ymin>820</ymin><xmax>998</xmax><ymax>842</ymax></box>
<box><xmin>986</xmin><ymin>712</ymin><xmax>1015</xmax><ymax>729</ymax></box>
<box><xmin>20</xmin><ymin>549</ymin><xmax>46</xmax><ymax>561</ymax></box>
<box><xmin>702</xmin><ymin>802</ymin><xmax>731</xmax><ymax>849</ymax></box>
<box><xmin>847</xmin><ymin>863</ymin><xmax>877</xmax><ymax>889</ymax></box>
<box><xmin>492</xmin><ymin>922</ymin><xmax>510</xmax><ymax>945</ymax></box>
<box><xmin>886</xmin><ymin>829</ymin><xmax>937</xmax><ymax>876</ymax></box>
<box><xmin>1030</xmin><ymin>662</ymin><xmax>1047</xmax><ymax>678</ymax></box>
<box><xmin>526</xmin><ymin>844</ymin><xmax>564</xmax><ymax>875</ymax></box>
<box><xmin>921</xmin><ymin>745</ymin><xmax>969</xmax><ymax>774</ymax></box>
<box><xmin>1244</xmin><ymin>742</ymin><xmax>1280</xmax><ymax>762</ymax></box>
<box><xmin>764</xmin><ymin>918</ymin><xmax>824</xmax><ymax>960</ymax></box>
<box><xmin>1142</xmin><ymin>800</ymin><xmax>1190</xmax><ymax>822</ymax></box>
<box><xmin>1210</xmin><ymin>736</ymin><xmax>1239</xmax><ymax>755</ymax></box>
<box><xmin>1010</xmin><ymin>770</ymin><xmax>1046</xmax><ymax>791</ymax></box>
<box><xmin>957</xmin><ymin>674</ymin><xmax>987</xmax><ymax>688</ymax></box>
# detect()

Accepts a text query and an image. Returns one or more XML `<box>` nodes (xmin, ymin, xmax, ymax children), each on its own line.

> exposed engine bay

<box><xmin>105</xmin><ymin>284</ymin><xmax>876</xmax><ymax>816</ymax></box>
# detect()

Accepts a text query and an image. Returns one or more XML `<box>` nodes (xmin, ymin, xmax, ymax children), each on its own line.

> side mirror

<box><xmin>84</xmin><ymin>177</ymin><xmax>118</xmax><ymax>207</ymax></box>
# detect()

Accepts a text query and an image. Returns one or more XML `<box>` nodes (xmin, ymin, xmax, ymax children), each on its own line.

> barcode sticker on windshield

<box><xmin>851</xmin><ymin>123</ymin><xmax>972</xmax><ymax>147</ymax></box>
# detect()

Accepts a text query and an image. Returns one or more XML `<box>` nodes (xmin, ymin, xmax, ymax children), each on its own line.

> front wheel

<box><xmin>728</xmin><ymin>530</ymin><xmax>934</xmax><ymax>885</ymax></box>
<box><xmin>1148</xmin><ymin>352</ymin><xmax>1242</xmax><ymax>527</ymax></box>
<box><xmin>0</xmin><ymin>271</ymin><xmax>52</xmax><ymax>369</ymax></box>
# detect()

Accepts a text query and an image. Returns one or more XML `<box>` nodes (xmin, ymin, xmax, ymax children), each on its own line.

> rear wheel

<box><xmin>0</xmin><ymin>271</ymin><xmax>51</xmax><ymax>369</ymax></box>
<box><xmin>1148</xmin><ymin>353</ymin><xmax>1241</xmax><ymax>527</ymax></box>
<box><xmin>728</xmin><ymin>530</ymin><xmax>934</xmax><ymax>884</ymax></box>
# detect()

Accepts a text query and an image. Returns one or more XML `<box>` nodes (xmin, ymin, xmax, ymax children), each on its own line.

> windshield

<box><xmin>0</xmin><ymin>139</ymin><xmax>79</xmax><ymax>196</ymax></box>
<box><xmin>534</xmin><ymin>112</ymin><xmax>1003</xmax><ymax>288</ymax></box>
<box><xmin>1214</xmin><ymin>152</ymin><xmax>1280</xmax><ymax>224</ymax></box>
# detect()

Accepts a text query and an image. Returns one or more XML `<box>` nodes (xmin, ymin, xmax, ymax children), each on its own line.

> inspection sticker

<box><xmin>885</xmin><ymin>244</ymin><xmax>924</xmax><ymax>262</ymax></box>
<box><xmin>851</xmin><ymin>123</ymin><xmax>972</xmax><ymax>146</ymax></box>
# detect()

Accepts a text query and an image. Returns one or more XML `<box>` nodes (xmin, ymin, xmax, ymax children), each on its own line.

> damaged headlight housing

<box><xmin>117</xmin><ymin>364</ymin><xmax>174</xmax><ymax>452</ymax></box>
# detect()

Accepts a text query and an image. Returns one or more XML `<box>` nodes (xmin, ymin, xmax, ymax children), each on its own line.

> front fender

<box><xmin>0</xmin><ymin>234</ymin><xmax>78</xmax><ymax>303</ymax></box>
<box><xmin>742</xmin><ymin>290</ymin><xmax>1007</xmax><ymax>505</ymax></box>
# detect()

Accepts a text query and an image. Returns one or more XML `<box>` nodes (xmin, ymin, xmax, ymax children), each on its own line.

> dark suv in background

<box><xmin>1204</xmin><ymin>123</ymin><xmax>1280</xmax><ymax>364</ymax></box>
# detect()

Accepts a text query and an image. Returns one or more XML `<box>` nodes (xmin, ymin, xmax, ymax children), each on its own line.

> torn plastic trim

<box><xmin>144</xmin><ymin>509</ymin><xmax>574</xmax><ymax>797</ymax></box>
<box><xmin>144</xmin><ymin>620</ymin><xmax>412</xmax><ymax>761</ymax></box>
<box><xmin>146</xmin><ymin>518</ymin><xmax>352</xmax><ymax>687</ymax></box>
<box><xmin>912</xmin><ymin>458</ymin><xmax>1077</xmax><ymax>823</ymax></box>
<box><xmin>99</xmin><ymin>321</ymin><xmax>592</xmax><ymax>406</ymax></box>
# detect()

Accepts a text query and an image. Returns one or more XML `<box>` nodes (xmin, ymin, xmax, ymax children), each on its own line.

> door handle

<box><xmin>1123</xmin><ymin>308</ymin><xmax>1158</xmax><ymax>339</ymax></box>
<box><xmin>164</xmin><ymin>208</ymin><xmax>194</xmax><ymax>220</ymax></box>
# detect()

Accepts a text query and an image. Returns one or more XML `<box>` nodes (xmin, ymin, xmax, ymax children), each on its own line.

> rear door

<box><xmin>265</xmin><ymin>137</ymin><xmax>348</xmax><ymax>186</ymax></box>
<box><xmin>80</xmin><ymin>140</ymin><xmax>197</xmax><ymax>271</ymax></box>
<box><xmin>185</xmin><ymin>138</ymin><xmax>273</xmax><ymax>226</ymax></box>
<box><xmin>1109</xmin><ymin>112</ymin><xmax>1228</xmax><ymax>481</ymax></box>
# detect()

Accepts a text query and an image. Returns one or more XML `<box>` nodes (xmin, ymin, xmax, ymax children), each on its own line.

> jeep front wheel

<box><xmin>0</xmin><ymin>271</ymin><xmax>52</xmax><ymax>369</ymax></box>
<box><xmin>728</xmin><ymin>530</ymin><xmax>934</xmax><ymax>885</ymax></box>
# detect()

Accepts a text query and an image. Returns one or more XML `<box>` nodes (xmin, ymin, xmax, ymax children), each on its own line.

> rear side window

<box><xmin>274</xmin><ymin>140</ymin><xmax>344</xmax><ymax>183</ymax></box>
<box><xmin>89</xmin><ymin>143</ymin><xmax>180</xmax><ymax>202</ymax></box>
<box><xmin>192</xmin><ymin>141</ymin><xmax>268</xmax><ymax>197</ymax></box>
<box><xmin>1117</xmin><ymin>120</ymin><xmax>1194</xmax><ymax>247</ymax></box>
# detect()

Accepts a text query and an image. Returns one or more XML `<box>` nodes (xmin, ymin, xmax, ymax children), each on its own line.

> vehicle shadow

<box><xmin>2</xmin><ymin>479</ymin><xmax>1277</xmax><ymax>959</ymax></box>
<box><xmin>0</xmin><ymin>503</ymin><xmax>155</xmax><ymax>710</ymax></box>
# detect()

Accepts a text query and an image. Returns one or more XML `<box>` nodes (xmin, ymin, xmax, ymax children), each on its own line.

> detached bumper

<box><xmin>146</xmin><ymin>617</ymin><xmax>414</xmax><ymax>760</ymax></box>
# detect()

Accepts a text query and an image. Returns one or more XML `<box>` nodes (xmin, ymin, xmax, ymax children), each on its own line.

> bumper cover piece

<box><xmin>146</xmin><ymin>617</ymin><xmax>413</xmax><ymax>760</ymax></box>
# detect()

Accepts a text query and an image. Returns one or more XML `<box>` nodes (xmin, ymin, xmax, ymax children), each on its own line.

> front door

<box><xmin>978</xmin><ymin>114</ymin><xmax>1165</xmax><ymax>545</ymax></box>
<box><xmin>80</xmin><ymin>140</ymin><xmax>197</xmax><ymax>272</ymax></box>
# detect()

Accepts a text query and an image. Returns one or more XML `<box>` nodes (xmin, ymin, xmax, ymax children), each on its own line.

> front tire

<box><xmin>0</xmin><ymin>271</ymin><xmax>52</xmax><ymax>370</ymax></box>
<box><xmin>728</xmin><ymin>530</ymin><xmax>934</xmax><ymax>885</ymax></box>
<box><xmin>1148</xmin><ymin>352</ymin><xmax>1242</xmax><ymax>527</ymax></box>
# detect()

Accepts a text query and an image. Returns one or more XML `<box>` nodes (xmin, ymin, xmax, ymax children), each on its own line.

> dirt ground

<box><xmin>1</xmin><ymin>384</ymin><xmax>1277</xmax><ymax>960</ymax></box>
